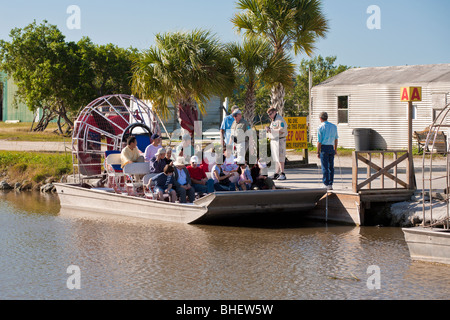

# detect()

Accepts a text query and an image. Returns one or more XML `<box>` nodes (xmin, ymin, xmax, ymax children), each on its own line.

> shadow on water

<box><xmin>195</xmin><ymin>211</ymin><xmax>334</xmax><ymax>229</ymax></box>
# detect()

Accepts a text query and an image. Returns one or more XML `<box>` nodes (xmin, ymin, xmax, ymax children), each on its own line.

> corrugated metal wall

<box><xmin>0</xmin><ymin>71</ymin><xmax>5</xmax><ymax>121</ymax></box>
<box><xmin>2</xmin><ymin>75</ymin><xmax>36</xmax><ymax>122</ymax></box>
<box><xmin>311</xmin><ymin>83</ymin><xmax>450</xmax><ymax>149</ymax></box>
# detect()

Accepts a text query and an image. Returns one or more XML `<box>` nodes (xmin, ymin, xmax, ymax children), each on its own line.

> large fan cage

<box><xmin>71</xmin><ymin>94</ymin><xmax>167</xmax><ymax>180</ymax></box>
<box><xmin>422</xmin><ymin>102</ymin><xmax>450</xmax><ymax>229</ymax></box>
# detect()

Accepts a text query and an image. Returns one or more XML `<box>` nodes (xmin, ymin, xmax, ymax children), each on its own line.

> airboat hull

<box><xmin>403</xmin><ymin>227</ymin><xmax>450</xmax><ymax>265</ymax></box>
<box><xmin>54</xmin><ymin>183</ymin><xmax>326</xmax><ymax>224</ymax></box>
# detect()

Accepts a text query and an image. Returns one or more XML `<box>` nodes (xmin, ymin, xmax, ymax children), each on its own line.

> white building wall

<box><xmin>310</xmin><ymin>83</ymin><xmax>450</xmax><ymax>150</ymax></box>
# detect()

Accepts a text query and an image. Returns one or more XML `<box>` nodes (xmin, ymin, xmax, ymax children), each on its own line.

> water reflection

<box><xmin>1</xmin><ymin>192</ymin><xmax>450</xmax><ymax>300</ymax></box>
<box><xmin>0</xmin><ymin>190</ymin><xmax>60</xmax><ymax>215</ymax></box>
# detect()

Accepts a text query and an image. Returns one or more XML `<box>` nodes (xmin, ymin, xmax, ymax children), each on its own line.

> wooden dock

<box><xmin>307</xmin><ymin>189</ymin><xmax>415</xmax><ymax>225</ymax></box>
<box><xmin>301</xmin><ymin>150</ymin><xmax>416</xmax><ymax>226</ymax></box>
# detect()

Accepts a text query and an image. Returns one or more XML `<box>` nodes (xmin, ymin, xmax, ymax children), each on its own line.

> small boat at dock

<box><xmin>55</xmin><ymin>183</ymin><xmax>326</xmax><ymax>224</ymax></box>
<box><xmin>402</xmin><ymin>227</ymin><xmax>450</xmax><ymax>265</ymax></box>
<box><xmin>403</xmin><ymin>110</ymin><xmax>450</xmax><ymax>265</ymax></box>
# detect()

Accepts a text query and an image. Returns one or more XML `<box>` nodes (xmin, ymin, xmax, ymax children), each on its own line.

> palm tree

<box><xmin>232</xmin><ymin>0</ymin><xmax>329</xmax><ymax>115</ymax></box>
<box><xmin>132</xmin><ymin>29</ymin><xmax>235</xmax><ymax>136</ymax></box>
<box><xmin>227</xmin><ymin>38</ymin><xmax>294</xmax><ymax>127</ymax></box>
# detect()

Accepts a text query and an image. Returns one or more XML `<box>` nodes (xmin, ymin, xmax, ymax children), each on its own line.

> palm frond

<box><xmin>131</xmin><ymin>29</ymin><xmax>235</xmax><ymax>121</ymax></box>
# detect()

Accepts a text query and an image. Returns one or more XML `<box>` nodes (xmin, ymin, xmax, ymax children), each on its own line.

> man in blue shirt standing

<box><xmin>317</xmin><ymin>112</ymin><xmax>339</xmax><ymax>190</ymax></box>
<box><xmin>220</xmin><ymin>105</ymin><xmax>239</xmax><ymax>148</ymax></box>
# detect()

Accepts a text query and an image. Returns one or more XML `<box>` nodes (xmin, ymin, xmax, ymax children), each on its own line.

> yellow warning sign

<box><xmin>285</xmin><ymin>117</ymin><xmax>308</xmax><ymax>149</ymax></box>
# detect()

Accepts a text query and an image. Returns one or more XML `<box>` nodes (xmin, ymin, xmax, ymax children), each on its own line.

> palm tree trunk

<box><xmin>244</xmin><ymin>85</ymin><xmax>256</xmax><ymax>128</ymax></box>
<box><xmin>270</xmin><ymin>82</ymin><xmax>285</xmax><ymax>116</ymax></box>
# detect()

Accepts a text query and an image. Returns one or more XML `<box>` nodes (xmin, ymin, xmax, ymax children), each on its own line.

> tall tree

<box><xmin>232</xmin><ymin>0</ymin><xmax>329</xmax><ymax>115</ymax></box>
<box><xmin>77</xmin><ymin>37</ymin><xmax>137</xmax><ymax>97</ymax></box>
<box><xmin>132</xmin><ymin>29</ymin><xmax>235</xmax><ymax>136</ymax></box>
<box><xmin>294</xmin><ymin>55</ymin><xmax>351</xmax><ymax>113</ymax></box>
<box><xmin>227</xmin><ymin>38</ymin><xmax>294</xmax><ymax>127</ymax></box>
<box><xmin>0</xmin><ymin>21</ymin><xmax>84</xmax><ymax>131</ymax></box>
<box><xmin>0</xmin><ymin>22</ymin><xmax>137</xmax><ymax>133</ymax></box>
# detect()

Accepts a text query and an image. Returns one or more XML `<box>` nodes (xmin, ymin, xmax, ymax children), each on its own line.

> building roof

<box><xmin>316</xmin><ymin>63</ymin><xmax>450</xmax><ymax>87</ymax></box>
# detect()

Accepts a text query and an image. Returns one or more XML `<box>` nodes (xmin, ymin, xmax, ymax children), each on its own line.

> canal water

<box><xmin>1</xmin><ymin>190</ymin><xmax>449</xmax><ymax>300</ymax></box>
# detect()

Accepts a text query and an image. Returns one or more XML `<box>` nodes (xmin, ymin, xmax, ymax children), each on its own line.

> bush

<box><xmin>32</xmin><ymin>173</ymin><xmax>48</xmax><ymax>183</ymax></box>
<box><xmin>13</xmin><ymin>163</ymin><xmax>28</xmax><ymax>172</ymax></box>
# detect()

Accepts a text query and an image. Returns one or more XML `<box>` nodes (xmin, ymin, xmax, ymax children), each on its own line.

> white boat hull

<box><xmin>403</xmin><ymin>227</ymin><xmax>450</xmax><ymax>265</ymax></box>
<box><xmin>55</xmin><ymin>183</ymin><xmax>326</xmax><ymax>224</ymax></box>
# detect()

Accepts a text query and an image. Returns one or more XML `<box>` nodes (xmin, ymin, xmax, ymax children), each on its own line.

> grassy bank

<box><xmin>0</xmin><ymin>122</ymin><xmax>67</xmax><ymax>142</ymax></box>
<box><xmin>0</xmin><ymin>151</ymin><xmax>72</xmax><ymax>186</ymax></box>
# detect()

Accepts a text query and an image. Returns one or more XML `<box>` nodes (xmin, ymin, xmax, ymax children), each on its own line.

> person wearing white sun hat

<box><xmin>173</xmin><ymin>156</ymin><xmax>196</xmax><ymax>203</ymax></box>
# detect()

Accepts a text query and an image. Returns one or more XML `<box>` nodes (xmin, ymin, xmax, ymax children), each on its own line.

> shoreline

<box><xmin>1</xmin><ymin>141</ymin><xmax>449</xmax><ymax>227</ymax></box>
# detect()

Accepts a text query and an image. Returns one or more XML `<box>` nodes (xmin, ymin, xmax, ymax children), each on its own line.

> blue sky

<box><xmin>0</xmin><ymin>0</ymin><xmax>449</xmax><ymax>69</ymax></box>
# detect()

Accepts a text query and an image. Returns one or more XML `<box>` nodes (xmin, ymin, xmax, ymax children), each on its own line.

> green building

<box><xmin>0</xmin><ymin>71</ymin><xmax>36</xmax><ymax>122</ymax></box>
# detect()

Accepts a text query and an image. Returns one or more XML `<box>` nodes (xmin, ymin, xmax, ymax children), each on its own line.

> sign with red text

<box><xmin>285</xmin><ymin>117</ymin><xmax>307</xmax><ymax>149</ymax></box>
<box><xmin>401</xmin><ymin>87</ymin><xmax>422</xmax><ymax>102</ymax></box>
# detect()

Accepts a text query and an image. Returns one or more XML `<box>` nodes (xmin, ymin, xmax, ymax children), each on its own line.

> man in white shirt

<box><xmin>120</xmin><ymin>136</ymin><xmax>144</xmax><ymax>168</ymax></box>
<box><xmin>266</xmin><ymin>107</ymin><xmax>288</xmax><ymax>180</ymax></box>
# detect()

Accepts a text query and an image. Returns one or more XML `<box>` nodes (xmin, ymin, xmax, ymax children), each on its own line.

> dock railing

<box><xmin>352</xmin><ymin>150</ymin><xmax>413</xmax><ymax>194</ymax></box>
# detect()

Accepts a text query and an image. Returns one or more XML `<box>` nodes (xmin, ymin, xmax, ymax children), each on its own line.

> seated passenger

<box><xmin>165</xmin><ymin>147</ymin><xmax>174</xmax><ymax>165</ymax></box>
<box><xmin>149</xmin><ymin>148</ymin><xmax>167</xmax><ymax>173</ymax></box>
<box><xmin>120</xmin><ymin>136</ymin><xmax>144</xmax><ymax>168</ymax></box>
<box><xmin>250</xmin><ymin>161</ymin><xmax>276</xmax><ymax>190</ymax></box>
<box><xmin>173</xmin><ymin>156</ymin><xmax>196</xmax><ymax>203</ymax></box>
<box><xmin>147</xmin><ymin>164</ymin><xmax>177</xmax><ymax>202</ymax></box>
<box><xmin>211</xmin><ymin>155</ymin><xmax>236</xmax><ymax>192</ymax></box>
<box><xmin>144</xmin><ymin>133</ymin><xmax>162</xmax><ymax>162</ymax></box>
<box><xmin>200</xmin><ymin>150</ymin><xmax>215</xmax><ymax>175</ymax></box>
<box><xmin>187</xmin><ymin>156</ymin><xmax>214</xmax><ymax>196</ymax></box>
<box><xmin>237</xmin><ymin>159</ymin><xmax>253</xmax><ymax>191</ymax></box>
<box><xmin>222</xmin><ymin>148</ymin><xmax>239</xmax><ymax>184</ymax></box>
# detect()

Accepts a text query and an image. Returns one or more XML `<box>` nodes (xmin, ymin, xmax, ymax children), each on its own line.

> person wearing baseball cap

<box><xmin>187</xmin><ymin>155</ymin><xmax>214</xmax><ymax>196</ymax></box>
<box><xmin>220</xmin><ymin>105</ymin><xmax>240</xmax><ymax>148</ymax></box>
<box><xmin>149</xmin><ymin>147</ymin><xmax>166</xmax><ymax>173</ymax></box>
<box><xmin>144</xmin><ymin>133</ymin><xmax>162</xmax><ymax>162</ymax></box>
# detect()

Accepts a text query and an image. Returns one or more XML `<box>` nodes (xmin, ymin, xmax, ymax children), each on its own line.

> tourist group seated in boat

<box><xmin>144</xmin><ymin>152</ymin><xmax>276</xmax><ymax>203</ymax></box>
<box><xmin>115</xmin><ymin>136</ymin><xmax>276</xmax><ymax>203</ymax></box>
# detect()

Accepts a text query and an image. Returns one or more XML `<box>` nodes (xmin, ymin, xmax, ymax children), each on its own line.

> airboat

<box><xmin>402</xmin><ymin>103</ymin><xmax>450</xmax><ymax>264</ymax></box>
<box><xmin>55</xmin><ymin>94</ymin><xmax>326</xmax><ymax>224</ymax></box>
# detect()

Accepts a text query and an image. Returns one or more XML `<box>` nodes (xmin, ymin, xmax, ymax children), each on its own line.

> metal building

<box><xmin>309</xmin><ymin>64</ymin><xmax>450</xmax><ymax>149</ymax></box>
<box><xmin>0</xmin><ymin>71</ymin><xmax>4</xmax><ymax>121</ymax></box>
<box><xmin>0</xmin><ymin>71</ymin><xmax>36</xmax><ymax>122</ymax></box>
